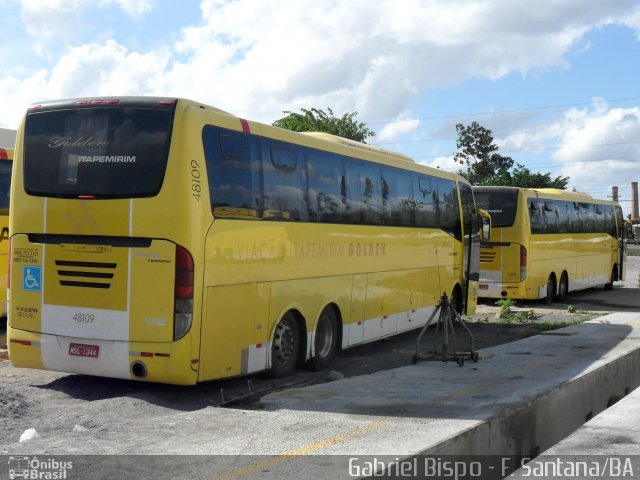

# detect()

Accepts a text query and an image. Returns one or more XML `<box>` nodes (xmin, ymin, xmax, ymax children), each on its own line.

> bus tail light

<box><xmin>520</xmin><ymin>245</ymin><xmax>527</xmax><ymax>281</ymax></box>
<box><xmin>174</xmin><ymin>245</ymin><xmax>194</xmax><ymax>340</ymax></box>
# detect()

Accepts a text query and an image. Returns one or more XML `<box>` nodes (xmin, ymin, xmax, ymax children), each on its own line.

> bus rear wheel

<box><xmin>309</xmin><ymin>307</ymin><xmax>338</xmax><ymax>371</ymax></box>
<box><xmin>544</xmin><ymin>275</ymin><xmax>556</xmax><ymax>304</ymax></box>
<box><xmin>271</xmin><ymin>312</ymin><xmax>300</xmax><ymax>378</ymax></box>
<box><xmin>557</xmin><ymin>273</ymin><xmax>568</xmax><ymax>301</ymax></box>
<box><xmin>604</xmin><ymin>266</ymin><xmax>616</xmax><ymax>291</ymax></box>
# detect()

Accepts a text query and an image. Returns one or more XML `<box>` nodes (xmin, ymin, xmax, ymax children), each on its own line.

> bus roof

<box><xmin>301</xmin><ymin>132</ymin><xmax>415</xmax><ymax>163</ymax></box>
<box><xmin>25</xmin><ymin>96</ymin><xmax>469</xmax><ymax>185</ymax></box>
<box><xmin>473</xmin><ymin>185</ymin><xmax>616</xmax><ymax>204</ymax></box>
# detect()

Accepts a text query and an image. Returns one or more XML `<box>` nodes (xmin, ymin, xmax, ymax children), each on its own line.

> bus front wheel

<box><xmin>309</xmin><ymin>307</ymin><xmax>338</xmax><ymax>371</ymax></box>
<box><xmin>271</xmin><ymin>312</ymin><xmax>300</xmax><ymax>378</ymax></box>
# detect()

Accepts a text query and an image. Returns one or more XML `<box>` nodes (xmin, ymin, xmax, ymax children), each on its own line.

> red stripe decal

<box><xmin>240</xmin><ymin>118</ymin><xmax>250</xmax><ymax>133</ymax></box>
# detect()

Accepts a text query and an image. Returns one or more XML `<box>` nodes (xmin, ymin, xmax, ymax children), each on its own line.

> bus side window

<box><xmin>434</xmin><ymin>178</ymin><xmax>461</xmax><ymax>240</ymax></box>
<box><xmin>344</xmin><ymin>159</ymin><xmax>382</xmax><ymax>225</ymax></box>
<box><xmin>203</xmin><ymin>125</ymin><xmax>258</xmax><ymax>215</ymax></box>
<box><xmin>381</xmin><ymin>167</ymin><xmax>414</xmax><ymax>227</ymax></box>
<box><xmin>261</xmin><ymin>141</ymin><xmax>308</xmax><ymax>222</ymax></box>
<box><xmin>570</xmin><ymin>202</ymin><xmax>582</xmax><ymax>233</ymax></box>
<box><xmin>556</xmin><ymin>201</ymin><xmax>571</xmax><ymax>233</ymax></box>
<box><xmin>603</xmin><ymin>205</ymin><xmax>615</xmax><ymax>237</ymax></box>
<box><xmin>594</xmin><ymin>204</ymin><xmax>606</xmax><ymax>233</ymax></box>
<box><xmin>581</xmin><ymin>203</ymin><xmax>595</xmax><ymax>233</ymax></box>
<box><xmin>414</xmin><ymin>175</ymin><xmax>438</xmax><ymax>229</ymax></box>
<box><xmin>307</xmin><ymin>151</ymin><xmax>345</xmax><ymax>223</ymax></box>
<box><xmin>529</xmin><ymin>199</ymin><xmax>544</xmax><ymax>234</ymax></box>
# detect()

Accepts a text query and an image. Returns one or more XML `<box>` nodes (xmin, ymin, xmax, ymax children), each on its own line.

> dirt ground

<box><xmin>1</xmin><ymin>255</ymin><xmax>638</xmax><ymax>457</ymax></box>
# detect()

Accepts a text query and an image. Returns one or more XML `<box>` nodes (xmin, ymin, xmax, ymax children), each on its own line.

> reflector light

<box><xmin>0</xmin><ymin>149</ymin><xmax>7</xmax><ymax>160</ymax></box>
<box><xmin>75</xmin><ymin>101</ymin><xmax>88</xmax><ymax>105</ymax></box>
<box><xmin>141</xmin><ymin>352</ymin><xmax>153</xmax><ymax>358</ymax></box>
<box><xmin>29</xmin><ymin>104</ymin><xmax>43</xmax><ymax>110</ymax></box>
<box><xmin>90</xmin><ymin>100</ymin><xmax>103</xmax><ymax>105</ymax></box>
<box><xmin>159</xmin><ymin>101</ymin><xmax>175</xmax><ymax>106</ymax></box>
<box><xmin>10</xmin><ymin>339</ymin><xmax>31</xmax><ymax>346</ymax></box>
<box><xmin>7</xmin><ymin>238</ymin><xmax>11</xmax><ymax>289</ymax></box>
<box><xmin>105</xmin><ymin>99</ymin><xmax>120</xmax><ymax>104</ymax></box>
<box><xmin>78</xmin><ymin>195</ymin><xmax>95</xmax><ymax>199</ymax></box>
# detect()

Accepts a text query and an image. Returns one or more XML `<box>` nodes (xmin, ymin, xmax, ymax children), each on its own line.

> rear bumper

<box><xmin>7</xmin><ymin>327</ymin><xmax>198</xmax><ymax>385</ymax></box>
<box><xmin>478</xmin><ymin>281</ymin><xmax>527</xmax><ymax>299</ymax></box>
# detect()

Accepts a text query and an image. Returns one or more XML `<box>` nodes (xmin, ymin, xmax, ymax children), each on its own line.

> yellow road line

<box><xmin>209</xmin><ymin>419</ymin><xmax>388</xmax><ymax>480</ymax></box>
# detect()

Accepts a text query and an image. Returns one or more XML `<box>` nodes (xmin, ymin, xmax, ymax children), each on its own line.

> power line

<box><xmin>412</xmin><ymin>140</ymin><xmax>640</xmax><ymax>160</ymax></box>
<box><xmin>364</xmin><ymin>95</ymin><xmax>640</xmax><ymax>125</ymax></box>
<box><xmin>372</xmin><ymin>120</ymin><xmax>640</xmax><ymax>147</ymax></box>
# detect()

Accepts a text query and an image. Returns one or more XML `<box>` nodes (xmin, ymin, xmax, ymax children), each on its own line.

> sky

<box><xmin>1</xmin><ymin>0</ymin><xmax>639</xmax><ymax>215</ymax></box>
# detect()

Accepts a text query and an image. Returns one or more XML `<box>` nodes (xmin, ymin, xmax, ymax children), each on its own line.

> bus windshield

<box><xmin>473</xmin><ymin>189</ymin><xmax>518</xmax><ymax>228</ymax></box>
<box><xmin>23</xmin><ymin>107</ymin><xmax>175</xmax><ymax>198</ymax></box>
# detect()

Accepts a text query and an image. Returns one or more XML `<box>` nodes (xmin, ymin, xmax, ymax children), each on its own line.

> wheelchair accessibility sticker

<box><xmin>23</xmin><ymin>266</ymin><xmax>41</xmax><ymax>292</ymax></box>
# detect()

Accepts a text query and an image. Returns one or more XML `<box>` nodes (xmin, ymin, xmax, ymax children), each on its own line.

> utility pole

<box><xmin>611</xmin><ymin>186</ymin><xmax>619</xmax><ymax>203</ymax></box>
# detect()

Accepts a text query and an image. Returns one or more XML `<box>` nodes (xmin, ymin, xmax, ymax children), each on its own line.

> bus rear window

<box><xmin>473</xmin><ymin>189</ymin><xmax>518</xmax><ymax>228</ymax></box>
<box><xmin>24</xmin><ymin>107</ymin><xmax>174</xmax><ymax>198</ymax></box>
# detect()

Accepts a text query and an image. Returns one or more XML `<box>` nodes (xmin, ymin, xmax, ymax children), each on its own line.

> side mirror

<box><xmin>478</xmin><ymin>208</ymin><xmax>491</xmax><ymax>241</ymax></box>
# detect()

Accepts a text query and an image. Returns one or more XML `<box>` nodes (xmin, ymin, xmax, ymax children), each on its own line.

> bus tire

<box><xmin>271</xmin><ymin>312</ymin><xmax>300</xmax><ymax>378</ymax></box>
<box><xmin>309</xmin><ymin>306</ymin><xmax>338</xmax><ymax>371</ymax></box>
<box><xmin>557</xmin><ymin>272</ymin><xmax>568</xmax><ymax>301</ymax></box>
<box><xmin>604</xmin><ymin>266</ymin><xmax>616</xmax><ymax>291</ymax></box>
<box><xmin>544</xmin><ymin>275</ymin><xmax>556</xmax><ymax>304</ymax></box>
<box><xmin>450</xmin><ymin>286</ymin><xmax>463</xmax><ymax>316</ymax></box>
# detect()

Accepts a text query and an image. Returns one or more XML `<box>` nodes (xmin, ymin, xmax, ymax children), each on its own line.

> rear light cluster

<box><xmin>520</xmin><ymin>245</ymin><xmax>527</xmax><ymax>282</ymax></box>
<box><xmin>174</xmin><ymin>245</ymin><xmax>194</xmax><ymax>340</ymax></box>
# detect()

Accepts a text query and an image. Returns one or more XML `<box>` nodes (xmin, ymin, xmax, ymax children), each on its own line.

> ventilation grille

<box><xmin>480</xmin><ymin>251</ymin><xmax>497</xmax><ymax>263</ymax></box>
<box><xmin>55</xmin><ymin>260</ymin><xmax>116</xmax><ymax>289</ymax></box>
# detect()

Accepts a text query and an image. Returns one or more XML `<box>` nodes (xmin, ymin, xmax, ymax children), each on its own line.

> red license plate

<box><xmin>479</xmin><ymin>284</ymin><xmax>489</xmax><ymax>290</ymax></box>
<box><xmin>69</xmin><ymin>343</ymin><xmax>99</xmax><ymax>358</ymax></box>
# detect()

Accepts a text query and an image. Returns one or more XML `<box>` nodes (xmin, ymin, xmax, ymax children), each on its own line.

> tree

<box><xmin>272</xmin><ymin>107</ymin><xmax>375</xmax><ymax>143</ymax></box>
<box><xmin>510</xmin><ymin>163</ymin><xmax>569</xmax><ymax>189</ymax></box>
<box><xmin>454</xmin><ymin>121</ymin><xmax>569</xmax><ymax>188</ymax></box>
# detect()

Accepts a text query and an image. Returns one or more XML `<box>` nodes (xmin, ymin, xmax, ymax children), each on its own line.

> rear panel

<box><xmin>8</xmin><ymin>98</ymin><xmax>205</xmax><ymax>384</ymax></box>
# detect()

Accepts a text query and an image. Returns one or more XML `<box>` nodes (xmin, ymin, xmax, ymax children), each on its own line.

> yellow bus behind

<box><xmin>9</xmin><ymin>97</ymin><xmax>484</xmax><ymax>384</ymax></box>
<box><xmin>0</xmin><ymin>147</ymin><xmax>12</xmax><ymax>317</ymax></box>
<box><xmin>474</xmin><ymin>187</ymin><xmax>624</xmax><ymax>303</ymax></box>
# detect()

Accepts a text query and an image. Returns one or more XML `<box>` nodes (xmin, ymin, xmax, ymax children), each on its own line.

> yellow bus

<box><xmin>8</xmin><ymin>97</ymin><xmax>486</xmax><ymax>385</ymax></box>
<box><xmin>0</xmin><ymin>147</ymin><xmax>12</xmax><ymax>317</ymax></box>
<box><xmin>473</xmin><ymin>186</ymin><xmax>625</xmax><ymax>303</ymax></box>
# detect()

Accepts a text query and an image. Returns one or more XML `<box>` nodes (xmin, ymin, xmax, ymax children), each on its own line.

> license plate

<box><xmin>69</xmin><ymin>343</ymin><xmax>99</xmax><ymax>358</ymax></box>
<box><xmin>479</xmin><ymin>284</ymin><xmax>489</xmax><ymax>290</ymax></box>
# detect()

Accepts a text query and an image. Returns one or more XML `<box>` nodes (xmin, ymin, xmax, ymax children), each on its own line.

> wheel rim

<box><xmin>273</xmin><ymin>322</ymin><xmax>295</xmax><ymax>365</ymax></box>
<box><xmin>315</xmin><ymin>314</ymin><xmax>334</xmax><ymax>358</ymax></box>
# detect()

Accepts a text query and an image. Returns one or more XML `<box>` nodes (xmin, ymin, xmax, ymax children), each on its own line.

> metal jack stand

<box><xmin>413</xmin><ymin>293</ymin><xmax>479</xmax><ymax>367</ymax></box>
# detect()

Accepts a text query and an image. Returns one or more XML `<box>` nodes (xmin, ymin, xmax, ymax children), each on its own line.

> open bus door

<box><xmin>463</xmin><ymin>209</ymin><xmax>491</xmax><ymax>315</ymax></box>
